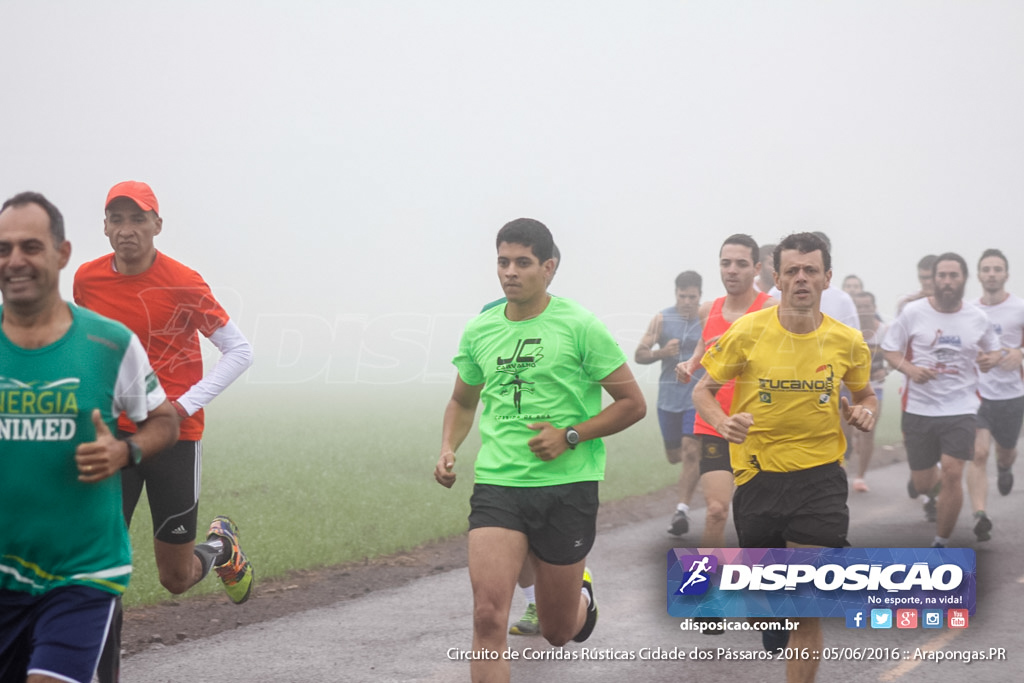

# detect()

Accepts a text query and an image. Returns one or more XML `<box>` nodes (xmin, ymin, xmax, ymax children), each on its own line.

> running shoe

<box><xmin>932</xmin><ymin>541</ymin><xmax>946</xmax><ymax>549</ymax></box>
<box><xmin>572</xmin><ymin>567</ymin><xmax>598</xmax><ymax>643</ymax></box>
<box><xmin>761</xmin><ymin>623</ymin><xmax>790</xmax><ymax>654</ymax></box>
<box><xmin>509</xmin><ymin>603</ymin><xmax>539</xmax><ymax>636</ymax></box>
<box><xmin>923</xmin><ymin>496</ymin><xmax>937</xmax><ymax>523</ymax></box>
<box><xmin>852</xmin><ymin>478</ymin><xmax>869</xmax><ymax>493</ymax></box>
<box><xmin>667</xmin><ymin>509</ymin><xmax>690</xmax><ymax>536</ymax></box>
<box><xmin>973</xmin><ymin>511</ymin><xmax>993</xmax><ymax>542</ymax></box>
<box><xmin>207</xmin><ymin>516</ymin><xmax>254</xmax><ymax>604</ymax></box>
<box><xmin>997</xmin><ymin>466</ymin><xmax>1014</xmax><ymax>496</ymax></box>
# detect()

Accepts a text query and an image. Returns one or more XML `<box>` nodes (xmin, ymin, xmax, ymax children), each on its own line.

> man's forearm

<box><xmin>882</xmin><ymin>349</ymin><xmax>910</xmax><ymax>375</ymax></box>
<box><xmin>134</xmin><ymin>401</ymin><xmax>180</xmax><ymax>457</ymax></box>
<box><xmin>441</xmin><ymin>398</ymin><xmax>476</xmax><ymax>454</ymax></box>
<box><xmin>634</xmin><ymin>344</ymin><xmax>663</xmax><ymax>364</ymax></box>
<box><xmin>693</xmin><ymin>379</ymin><xmax>726</xmax><ymax>433</ymax></box>
<box><xmin>574</xmin><ymin>395</ymin><xmax>646</xmax><ymax>443</ymax></box>
<box><xmin>178</xmin><ymin>321</ymin><xmax>254</xmax><ymax>414</ymax></box>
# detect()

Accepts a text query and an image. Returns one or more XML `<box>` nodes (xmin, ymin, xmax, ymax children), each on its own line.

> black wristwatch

<box><xmin>565</xmin><ymin>426</ymin><xmax>580</xmax><ymax>450</ymax></box>
<box><xmin>122</xmin><ymin>438</ymin><xmax>143</xmax><ymax>469</ymax></box>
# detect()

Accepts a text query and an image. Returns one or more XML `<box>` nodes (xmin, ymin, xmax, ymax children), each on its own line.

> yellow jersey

<box><xmin>701</xmin><ymin>307</ymin><xmax>871</xmax><ymax>486</ymax></box>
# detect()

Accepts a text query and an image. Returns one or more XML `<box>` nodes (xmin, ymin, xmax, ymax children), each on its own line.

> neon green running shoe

<box><xmin>207</xmin><ymin>516</ymin><xmax>254</xmax><ymax>604</ymax></box>
<box><xmin>509</xmin><ymin>603</ymin><xmax>539</xmax><ymax>635</ymax></box>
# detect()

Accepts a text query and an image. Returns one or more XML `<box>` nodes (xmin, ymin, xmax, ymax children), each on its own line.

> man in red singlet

<box><xmin>676</xmin><ymin>234</ymin><xmax>775</xmax><ymax>548</ymax></box>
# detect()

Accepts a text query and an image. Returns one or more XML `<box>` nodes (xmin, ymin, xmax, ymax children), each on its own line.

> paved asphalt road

<box><xmin>123</xmin><ymin>455</ymin><xmax>1022</xmax><ymax>682</ymax></box>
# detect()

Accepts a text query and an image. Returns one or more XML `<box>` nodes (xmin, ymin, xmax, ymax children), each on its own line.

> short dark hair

<box><xmin>917</xmin><ymin>254</ymin><xmax>938</xmax><ymax>271</ymax></box>
<box><xmin>675</xmin><ymin>270</ymin><xmax>702</xmax><ymax>291</ymax></box>
<box><xmin>0</xmin><ymin>191</ymin><xmax>65</xmax><ymax>244</ymax></box>
<box><xmin>774</xmin><ymin>232</ymin><xmax>831</xmax><ymax>273</ymax></box>
<box><xmin>720</xmin><ymin>234</ymin><xmax>759</xmax><ymax>264</ymax></box>
<box><xmin>496</xmin><ymin>218</ymin><xmax>554</xmax><ymax>263</ymax></box>
<box><xmin>978</xmin><ymin>248</ymin><xmax>1008</xmax><ymax>271</ymax></box>
<box><xmin>853</xmin><ymin>291</ymin><xmax>876</xmax><ymax>307</ymax></box>
<box><xmin>811</xmin><ymin>231</ymin><xmax>832</xmax><ymax>251</ymax></box>
<box><xmin>934</xmin><ymin>252</ymin><xmax>968</xmax><ymax>279</ymax></box>
<box><xmin>843</xmin><ymin>274</ymin><xmax>862</xmax><ymax>285</ymax></box>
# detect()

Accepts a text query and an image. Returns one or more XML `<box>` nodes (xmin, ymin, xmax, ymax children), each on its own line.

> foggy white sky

<box><xmin>3</xmin><ymin>1</ymin><xmax>1023</xmax><ymax>384</ymax></box>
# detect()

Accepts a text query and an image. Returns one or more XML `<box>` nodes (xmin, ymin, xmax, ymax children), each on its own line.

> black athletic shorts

<box><xmin>699</xmin><ymin>435</ymin><xmax>733</xmax><ymax>475</ymax></box>
<box><xmin>119</xmin><ymin>433</ymin><xmax>202</xmax><ymax>544</ymax></box>
<box><xmin>732</xmin><ymin>461</ymin><xmax>850</xmax><ymax>548</ymax></box>
<box><xmin>902</xmin><ymin>413</ymin><xmax>975</xmax><ymax>470</ymax></box>
<box><xmin>977</xmin><ymin>396</ymin><xmax>1024</xmax><ymax>450</ymax></box>
<box><xmin>468</xmin><ymin>482</ymin><xmax>599</xmax><ymax>566</ymax></box>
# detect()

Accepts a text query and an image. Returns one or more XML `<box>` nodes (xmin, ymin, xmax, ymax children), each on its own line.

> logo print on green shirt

<box><xmin>496</xmin><ymin>339</ymin><xmax>544</xmax><ymax>414</ymax></box>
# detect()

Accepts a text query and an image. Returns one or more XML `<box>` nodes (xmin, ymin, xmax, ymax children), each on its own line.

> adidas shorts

<box><xmin>468</xmin><ymin>482</ymin><xmax>598</xmax><ymax>565</ymax></box>
<box><xmin>120</xmin><ymin>435</ymin><xmax>202</xmax><ymax>544</ymax></box>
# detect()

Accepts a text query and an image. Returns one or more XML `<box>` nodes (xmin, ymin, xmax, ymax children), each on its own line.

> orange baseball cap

<box><xmin>105</xmin><ymin>180</ymin><xmax>159</xmax><ymax>215</ymax></box>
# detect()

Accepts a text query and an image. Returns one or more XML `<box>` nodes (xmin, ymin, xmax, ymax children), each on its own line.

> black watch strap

<box><xmin>122</xmin><ymin>438</ymin><xmax>143</xmax><ymax>469</ymax></box>
<box><xmin>565</xmin><ymin>426</ymin><xmax>580</xmax><ymax>450</ymax></box>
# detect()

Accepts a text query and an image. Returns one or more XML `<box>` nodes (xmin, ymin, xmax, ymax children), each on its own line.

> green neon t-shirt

<box><xmin>454</xmin><ymin>296</ymin><xmax>627</xmax><ymax>486</ymax></box>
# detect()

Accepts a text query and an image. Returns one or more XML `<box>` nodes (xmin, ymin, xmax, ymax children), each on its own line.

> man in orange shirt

<box><xmin>74</xmin><ymin>181</ymin><xmax>255</xmax><ymax>682</ymax></box>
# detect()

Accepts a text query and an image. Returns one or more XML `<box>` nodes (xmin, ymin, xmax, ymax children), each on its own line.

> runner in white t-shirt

<box><xmin>967</xmin><ymin>249</ymin><xmax>1024</xmax><ymax>542</ymax></box>
<box><xmin>882</xmin><ymin>253</ymin><xmax>1001</xmax><ymax>548</ymax></box>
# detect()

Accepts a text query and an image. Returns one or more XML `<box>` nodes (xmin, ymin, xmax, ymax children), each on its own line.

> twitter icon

<box><xmin>871</xmin><ymin>609</ymin><xmax>892</xmax><ymax>629</ymax></box>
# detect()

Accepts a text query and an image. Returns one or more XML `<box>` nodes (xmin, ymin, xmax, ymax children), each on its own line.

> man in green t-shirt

<box><xmin>434</xmin><ymin>218</ymin><xmax>645</xmax><ymax>682</ymax></box>
<box><xmin>480</xmin><ymin>242</ymin><xmax>559</xmax><ymax>638</ymax></box>
<box><xmin>0</xmin><ymin>192</ymin><xmax>178</xmax><ymax>683</ymax></box>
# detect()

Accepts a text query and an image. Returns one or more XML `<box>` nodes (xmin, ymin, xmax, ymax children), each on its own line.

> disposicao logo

<box><xmin>667</xmin><ymin>548</ymin><xmax>976</xmax><ymax>619</ymax></box>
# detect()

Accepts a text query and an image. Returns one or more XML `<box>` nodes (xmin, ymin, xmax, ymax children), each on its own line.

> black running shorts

<box><xmin>902</xmin><ymin>413</ymin><xmax>975</xmax><ymax>470</ymax></box>
<box><xmin>120</xmin><ymin>434</ymin><xmax>202</xmax><ymax>544</ymax></box>
<box><xmin>977</xmin><ymin>396</ymin><xmax>1024</xmax><ymax>450</ymax></box>
<box><xmin>732</xmin><ymin>461</ymin><xmax>850</xmax><ymax>548</ymax></box>
<box><xmin>468</xmin><ymin>482</ymin><xmax>599</xmax><ymax>566</ymax></box>
<box><xmin>699</xmin><ymin>435</ymin><xmax>733</xmax><ymax>476</ymax></box>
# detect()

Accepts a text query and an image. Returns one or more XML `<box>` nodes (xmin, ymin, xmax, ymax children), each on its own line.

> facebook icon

<box><xmin>845</xmin><ymin>609</ymin><xmax>867</xmax><ymax>629</ymax></box>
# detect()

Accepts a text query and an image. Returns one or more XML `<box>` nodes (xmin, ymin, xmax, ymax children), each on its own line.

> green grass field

<box><xmin>124</xmin><ymin>378</ymin><xmax>906</xmax><ymax>607</ymax></box>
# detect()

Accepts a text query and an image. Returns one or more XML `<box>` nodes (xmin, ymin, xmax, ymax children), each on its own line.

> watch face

<box><xmin>566</xmin><ymin>428</ymin><xmax>579</xmax><ymax>444</ymax></box>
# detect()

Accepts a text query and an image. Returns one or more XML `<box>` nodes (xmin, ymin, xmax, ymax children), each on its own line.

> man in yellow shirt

<box><xmin>693</xmin><ymin>232</ymin><xmax>876</xmax><ymax>683</ymax></box>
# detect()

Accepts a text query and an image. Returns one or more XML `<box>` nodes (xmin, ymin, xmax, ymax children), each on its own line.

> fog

<box><xmin>4</xmin><ymin>1</ymin><xmax>1023</xmax><ymax>385</ymax></box>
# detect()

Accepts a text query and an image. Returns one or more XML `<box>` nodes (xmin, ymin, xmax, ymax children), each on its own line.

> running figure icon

<box><xmin>679</xmin><ymin>556</ymin><xmax>713</xmax><ymax>593</ymax></box>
